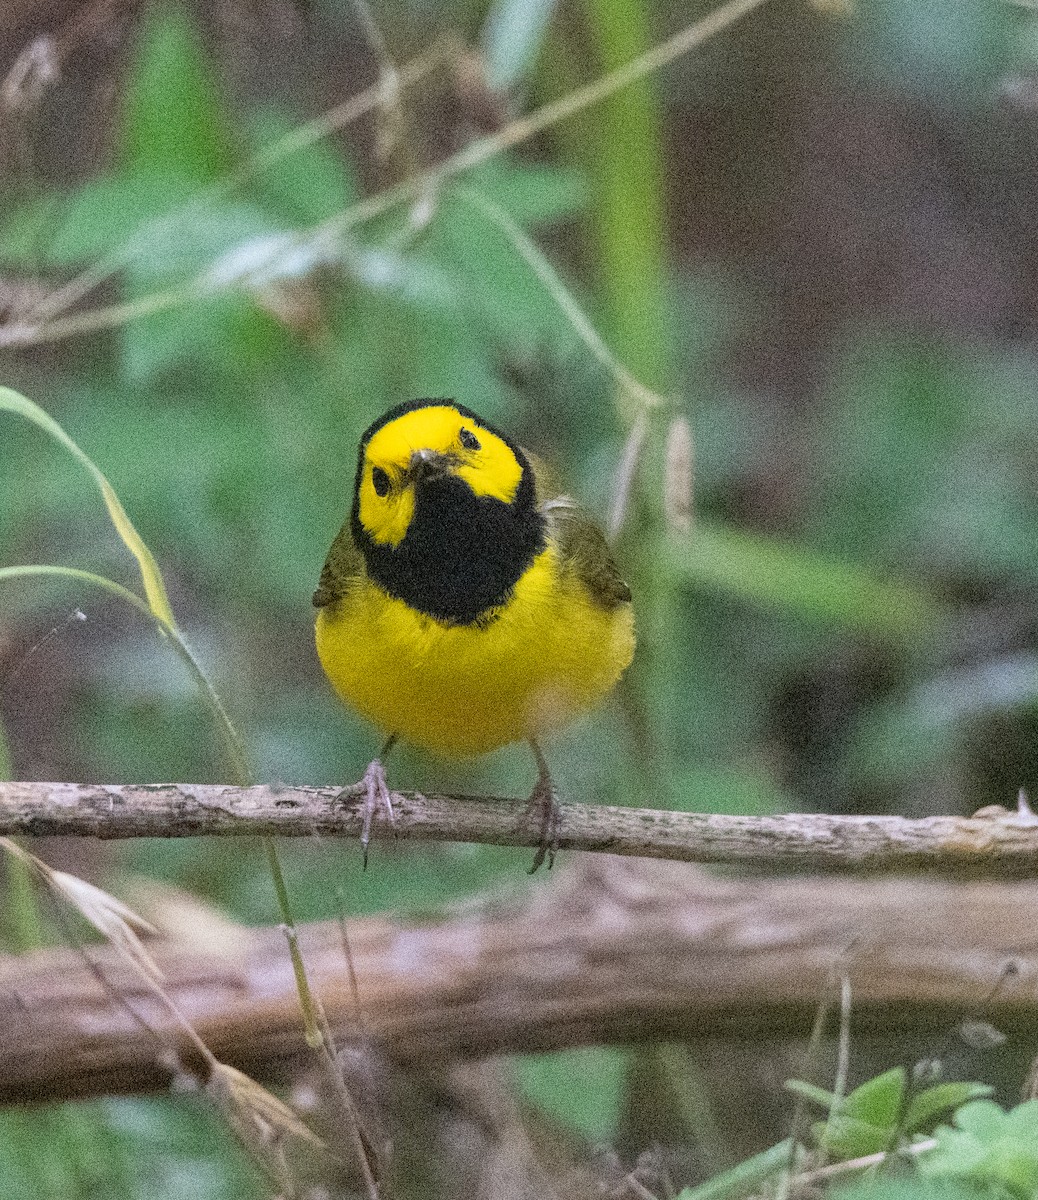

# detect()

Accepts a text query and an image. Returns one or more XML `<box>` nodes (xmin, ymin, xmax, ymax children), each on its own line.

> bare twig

<box><xmin>10</xmin><ymin>37</ymin><xmax>453</xmax><ymax>336</ymax></box>
<box><xmin>2</xmin><ymin>781</ymin><xmax>1038</xmax><ymax>875</ymax></box>
<box><xmin>4</xmin><ymin>859</ymin><xmax>1038</xmax><ymax>1104</ymax></box>
<box><xmin>454</xmin><ymin>185</ymin><xmax>665</xmax><ymax>418</ymax></box>
<box><xmin>1</xmin><ymin>0</ymin><xmax>768</xmax><ymax>350</ymax></box>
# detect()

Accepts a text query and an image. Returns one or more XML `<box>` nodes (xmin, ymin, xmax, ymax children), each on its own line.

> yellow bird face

<box><xmin>357</xmin><ymin>403</ymin><xmax>524</xmax><ymax>547</ymax></box>
<box><xmin>350</xmin><ymin>400</ymin><xmax>545</xmax><ymax>625</ymax></box>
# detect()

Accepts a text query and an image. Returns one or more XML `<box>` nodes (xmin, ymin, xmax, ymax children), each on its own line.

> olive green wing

<box><xmin>312</xmin><ymin>519</ymin><xmax>365</xmax><ymax>609</ymax></box>
<box><xmin>543</xmin><ymin>496</ymin><xmax>632</xmax><ymax>611</ymax></box>
<box><xmin>524</xmin><ymin>448</ymin><xmax>566</xmax><ymax>507</ymax></box>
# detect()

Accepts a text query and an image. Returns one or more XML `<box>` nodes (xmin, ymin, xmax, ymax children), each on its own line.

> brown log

<box><xmin>2</xmin><ymin>858</ymin><xmax>1037</xmax><ymax>1106</ymax></box>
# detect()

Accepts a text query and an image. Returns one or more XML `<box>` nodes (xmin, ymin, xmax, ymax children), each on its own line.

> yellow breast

<box><xmin>314</xmin><ymin>546</ymin><xmax>635</xmax><ymax>757</ymax></box>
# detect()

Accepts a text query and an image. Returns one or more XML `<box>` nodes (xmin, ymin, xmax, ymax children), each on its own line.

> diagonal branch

<box><xmin>1</xmin><ymin>781</ymin><xmax>1037</xmax><ymax>875</ymax></box>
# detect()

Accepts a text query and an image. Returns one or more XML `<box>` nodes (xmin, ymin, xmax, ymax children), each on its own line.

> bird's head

<box><xmin>353</xmin><ymin>400</ymin><xmax>531</xmax><ymax>547</ymax></box>
<box><xmin>348</xmin><ymin>400</ymin><xmax>545</xmax><ymax>624</ymax></box>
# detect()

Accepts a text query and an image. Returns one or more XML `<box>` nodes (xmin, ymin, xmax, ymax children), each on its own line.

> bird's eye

<box><xmin>459</xmin><ymin>428</ymin><xmax>481</xmax><ymax>451</ymax></box>
<box><xmin>371</xmin><ymin>466</ymin><xmax>391</xmax><ymax>497</ymax></box>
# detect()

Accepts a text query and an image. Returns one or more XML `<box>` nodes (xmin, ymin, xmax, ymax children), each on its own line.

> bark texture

<box><xmin>2</xmin><ymin>857</ymin><xmax>1037</xmax><ymax>1105</ymax></box>
<box><xmin>1</xmin><ymin>781</ymin><xmax>1038</xmax><ymax>874</ymax></box>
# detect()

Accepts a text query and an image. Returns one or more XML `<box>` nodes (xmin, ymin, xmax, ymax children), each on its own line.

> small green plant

<box><xmin>787</xmin><ymin>1067</ymin><xmax>993</xmax><ymax>1160</ymax></box>
<box><xmin>918</xmin><ymin>1099</ymin><xmax>1038</xmax><ymax>1199</ymax></box>
<box><xmin>675</xmin><ymin>1070</ymin><xmax>999</xmax><ymax>1200</ymax></box>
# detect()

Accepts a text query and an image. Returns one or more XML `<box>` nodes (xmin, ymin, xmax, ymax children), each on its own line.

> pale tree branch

<box><xmin>2</xmin><ymin>858</ymin><xmax>1038</xmax><ymax>1105</ymax></box>
<box><xmin>1</xmin><ymin>781</ymin><xmax>1038</xmax><ymax>875</ymax></box>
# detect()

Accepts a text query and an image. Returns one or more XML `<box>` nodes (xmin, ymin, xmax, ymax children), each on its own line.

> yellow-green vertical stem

<box><xmin>4</xmin><ymin>852</ymin><xmax>42</xmax><ymax>951</ymax></box>
<box><xmin>542</xmin><ymin>0</ymin><xmax>679</xmax><ymax>794</ymax></box>
<box><xmin>583</xmin><ymin>0</ymin><xmax>672</xmax><ymax>401</ymax></box>
<box><xmin>263</xmin><ymin>836</ymin><xmax>324</xmax><ymax>1049</ymax></box>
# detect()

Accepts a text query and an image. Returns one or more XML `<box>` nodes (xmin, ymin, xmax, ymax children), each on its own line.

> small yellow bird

<box><xmin>313</xmin><ymin>400</ymin><xmax>635</xmax><ymax>869</ymax></box>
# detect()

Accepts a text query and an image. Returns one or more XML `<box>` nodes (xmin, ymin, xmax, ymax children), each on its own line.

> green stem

<box><xmin>4</xmin><ymin>853</ymin><xmax>43</xmax><ymax>951</ymax></box>
<box><xmin>0</xmin><ymin>564</ymin><xmax>329</xmax><ymax>1054</ymax></box>
<box><xmin>680</xmin><ymin>1139</ymin><xmax>796</xmax><ymax>1200</ymax></box>
<box><xmin>263</xmin><ymin>837</ymin><xmax>324</xmax><ymax>1049</ymax></box>
<box><xmin>582</xmin><ymin>0</ymin><xmax>672</xmax><ymax>404</ymax></box>
<box><xmin>0</xmin><ymin>716</ymin><xmax>42</xmax><ymax>950</ymax></box>
<box><xmin>0</xmin><ymin>565</ymin><xmax>251</xmax><ymax>786</ymax></box>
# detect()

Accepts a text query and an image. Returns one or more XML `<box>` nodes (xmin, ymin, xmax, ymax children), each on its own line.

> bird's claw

<box><xmin>525</xmin><ymin>775</ymin><xmax>562</xmax><ymax>874</ymax></box>
<box><xmin>335</xmin><ymin>758</ymin><xmax>398</xmax><ymax>868</ymax></box>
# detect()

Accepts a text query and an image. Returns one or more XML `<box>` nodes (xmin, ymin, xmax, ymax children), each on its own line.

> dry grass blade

<box><xmin>0</xmin><ymin>389</ymin><xmax>252</xmax><ymax>783</ymax></box>
<box><xmin>1</xmin><ymin>36</ymin><xmax>59</xmax><ymax>113</ymax></box>
<box><xmin>664</xmin><ymin>414</ymin><xmax>695</xmax><ymax>533</ymax></box>
<box><xmin>609</xmin><ymin>411</ymin><xmax>649</xmax><ymax>541</ymax></box>
<box><xmin>207</xmin><ymin>1062</ymin><xmax>326</xmax><ymax>1196</ymax></box>
<box><xmin>0</xmin><ymin>0</ymin><xmax>769</xmax><ymax>352</ymax></box>
<box><xmin>14</xmin><ymin>36</ymin><xmax>452</xmax><ymax>333</ymax></box>
<box><xmin>454</xmin><ymin>185</ymin><xmax>666</xmax><ymax>420</ymax></box>
<box><xmin>0</xmin><ymin>564</ymin><xmax>251</xmax><ymax>785</ymax></box>
<box><xmin>0</xmin><ymin>837</ymin><xmax>162</xmax><ymax>983</ymax></box>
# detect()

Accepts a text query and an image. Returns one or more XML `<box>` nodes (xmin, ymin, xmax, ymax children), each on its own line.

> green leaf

<box><xmin>247</xmin><ymin>107</ymin><xmax>359</xmax><ymax>225</ymax></box>
<box><xmin>121</xmin><ymin>3</ymin><xmax>233</xmax><ymax>181</ymax></box>
<box><xmin>921</xmin><ymin>1099</ymin><xmax>1038</xmax><ymax>1199</ymax></box>
<box><xmin>674</xmin><ymin>1140</ymin><xmax>794</xmax><ymax>1200</ymax></box>
<box><xmin>0</xmin><ymin>1096</ymin><xmax>259</xmax><ymax>1199</ymax></box>
<box><xmin>515</xmin><ymin>1048</ymin><xmax>627</xmax><ymax>1141</ymax></box>
<box><xmin>812</xmin><ymin>1114</ymin><xmax>891</xmax><ymax>1160</ymax></box>
<box><xmin>119</xmin><ymin>287</ymin><xmax>280</xmax><ymax>384</ymax></box>
<box><xmin>789</xmin><ymin>1069</ymin><xmax>952</xmax><ymax>1161</ymax></box>
<box><xmin>954</xmin><ymin>1100</ymin><xmax>1020</xmax><ymax>1142</ymax></box>
<box><xmin>905</xmin><ymin>1083</ymin><xmax>995</xmax><ymax>1135</ymax></box>
<box><xmin>833</xmin><ymin>1180</ymin><xmax>988</xmax><ymax>1200</ymax></box>
<box><xmin>666</xmin><ymin>523</ymin><xmax>941</xmax><ymax>643</ymax></box>
<box><xmin>32</xmin><ymin>173</ymin><xmax>279</xmax><ymax>277</ymax></box>
<box><xmin>784</xmin><ymin>1079</ymin><xmax>840</xmax><ymax>1110</ymax></box>
<box><xmin>460</xmin><ymin>160</ymin><xmax>586</xmax><ymax>225</ymax></box>
<box><xmin>811</xmin><ymin>340</ymin><xmax>1038</xmax><ymax>582</ymax></box>
<box><xmin>842</xmin><ymin>1068</ymin><xmax>907</xmax><ymax>1127</ymax></box>
<box><xmin>427</xmin><ymin>164</ymin><xmax>587</xmax><ymax>350</ymax></box>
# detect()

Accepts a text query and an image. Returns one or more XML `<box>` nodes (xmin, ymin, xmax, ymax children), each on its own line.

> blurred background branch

<box><xmin>3</xmin><ymin>857</ymin><xmax>1036</xmax><ymax>1106</ymax></box>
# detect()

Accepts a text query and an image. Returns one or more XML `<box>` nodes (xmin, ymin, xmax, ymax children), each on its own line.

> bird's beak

<box><xmin>407</xmin><ymin>448</ymin><xmax>452</xmax><ymax>483</ymax></box>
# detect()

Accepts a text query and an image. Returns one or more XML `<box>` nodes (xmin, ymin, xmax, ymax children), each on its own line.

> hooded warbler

<box><xmin>313</xmin><ymin>399</ymin><xmax>635</xmax><ymax>869</ymax></box>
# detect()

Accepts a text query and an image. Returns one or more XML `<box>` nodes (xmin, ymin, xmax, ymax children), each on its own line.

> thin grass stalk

<box><xmin>453</xmin><ymin>184</ymin><xmax>665</xmax><ymax>416</ymax></box>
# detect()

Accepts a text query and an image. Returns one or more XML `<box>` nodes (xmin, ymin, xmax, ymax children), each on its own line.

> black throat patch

<box><xmin>352</xmin><ymin>454</ymin><xmax>546</xmax><ymax>626</ymax></box>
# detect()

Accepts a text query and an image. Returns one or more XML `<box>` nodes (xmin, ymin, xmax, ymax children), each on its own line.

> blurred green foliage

<box><xmin>516</xmin><ymin>1047</ymin><xmax>629</xmax><ymax>1142</ymax></box>
<box><xmin>0</xmin><ymin>1098</ymin><xmax>258</xmax><ymax>1200</ymax></box>
<box><xmin>920</xmin><ymin>1099</ymin><xmax>1038</xmax><ymax>1199</ymax></box>
<box><xmin>2</xmin><ymin>0</ymin><xmax>1038</xmax><ymax>1194</ymax></box>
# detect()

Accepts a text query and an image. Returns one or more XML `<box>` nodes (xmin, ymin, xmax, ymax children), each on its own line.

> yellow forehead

<box><xmin>366</xmin><ymin>406</ymin><xmax>475</xmax><ymax>467</ymax></box>
<box><xmin>362</xmin><ymin>404</ymin><xmax>523</xmax><ymax>509</ymax></box>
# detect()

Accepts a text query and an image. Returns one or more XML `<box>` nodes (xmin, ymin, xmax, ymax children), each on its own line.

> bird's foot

<box><xmin>524</xmin><ymin>771</ymin><xmax>563</xmax><ymax>874</ymax></box>
<box><xmin>336</xmin><ymin>758</ymin><xmax>398</xmax><ymax>868</ymax></box>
